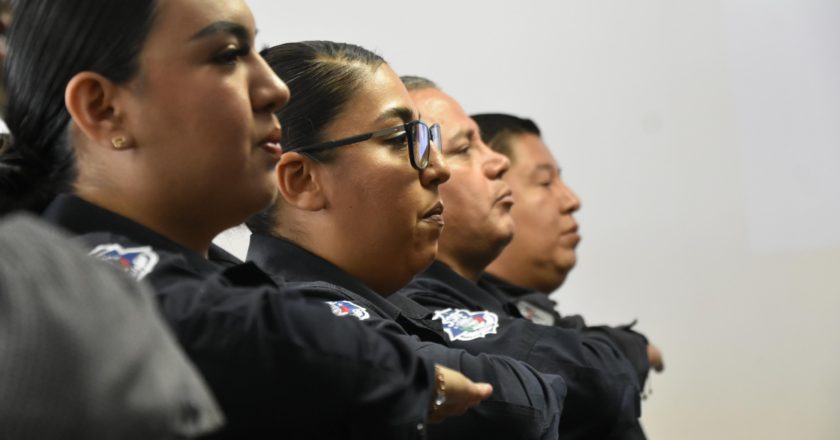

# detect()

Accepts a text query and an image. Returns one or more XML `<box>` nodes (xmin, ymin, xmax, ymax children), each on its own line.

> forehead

<box><xmin>146</xmin><ymin>0</ymin><xmax>254</xmax><ymax>47</ymax></box>
<box><xmin>409</xmin><ymin>88</ymin><xmax>474</xmax><ymax>132</ymax></box>
<box><xmin>511</xmin><ymin>133</ymin><xmax>558</xmax><ymax>169</ymax></box>
<box><xmin>326</xmin><ymin>64</ymin><xmax>417</xmax><ymax>135</ymax></box>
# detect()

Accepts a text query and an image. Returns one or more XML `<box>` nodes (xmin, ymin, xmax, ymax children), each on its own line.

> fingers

<box><xmin>647</xmin><ymin>344</ymin><xmax>664</xmax><ymax>372</ymax></box>
<box><xmin>428</xmin><ymin>367</ymin><xmax>493</xmax><ymax>423</ymax></box>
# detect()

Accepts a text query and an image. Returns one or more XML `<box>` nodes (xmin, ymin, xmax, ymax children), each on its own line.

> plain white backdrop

<box><xmin>215</xmin><ymin>1</ymin><xmax>840</xmax><ymax>438</ymax></box>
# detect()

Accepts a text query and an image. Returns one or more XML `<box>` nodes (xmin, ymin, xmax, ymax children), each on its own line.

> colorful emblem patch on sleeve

<box><xmin>432</xmin><ymin>308</ymin><xmax>499</xmax><ymax>341</ymax></box>
<box><xmin>515</xmin><ymin>300</ymin><xmax>556</xmax><ymax>326</ymax></box>
<box><xmin>89</xmin><ymin>244</ymin><xmax>159</xmax><ymax>281</ymax></box>
<box><xmin>326</xmin><ymin>301</ymin><xmax>370</xmax><ymax>321</ymax></box>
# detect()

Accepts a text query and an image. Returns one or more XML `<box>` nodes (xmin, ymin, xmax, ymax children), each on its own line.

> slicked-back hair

<box><xmin>471</xmin><ymin>113</ymin><xmax>542</xmax><ymax>162</ymax></box>
<box><xmin>246</xmin><ymin>41</ymin><xmax>385</xmax><ymax>236</ymax></box>
<box><xmin>0</xmin><ymin>0</ymin><xmax>157</xmax><ymax>214</ymax></box>
<box><xmin>400</xmin><ymin>75</ymin><xmax>438</xmax><ymax>92</ymax></box>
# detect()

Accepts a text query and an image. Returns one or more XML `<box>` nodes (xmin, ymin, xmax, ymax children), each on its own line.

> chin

<box><xmin>411</xmin><ymin>247</ymin><xmax>438</xmax><ymax>276</ymax></box>
<box><xmin>554</xmin><ymin>251</ymin><xmax>577</xmax><ymax>271</ymax></box>
<box><xmin>496</xmin><ymin>225</ymin><xmax>515</xmax><ymax>248</ymax></box>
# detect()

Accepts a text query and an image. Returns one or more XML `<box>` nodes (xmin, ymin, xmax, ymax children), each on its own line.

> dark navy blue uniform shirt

<box><xmin>43</xmin><ymin>195</ymin><xmax>436</xmax><ymax>440</ymax></box>
<box><xmin>247</xmin><ymin>233</ymin><xmax>566</xmax><ymax>440</ymax></box>
<box><xmin>479</xmin><ymin>273</ymin><xmax>650</xmax><ymax>390</ymax></box>
<box><xmin>401</xmin><ymin>261</ymin><xmax>646</xmax><ymax>440</ymax></box>
<box><xmin>479</xmin><ymin>273</ymin><xmax>651</xmax><ymax>440</ymax></box>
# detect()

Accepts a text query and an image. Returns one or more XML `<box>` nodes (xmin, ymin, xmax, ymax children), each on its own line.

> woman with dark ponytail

<box><xmin>0</xmin><ymin>0</ymin><xmax>154</xmax><ymax>213</ymax></box>
<box><xmin>0</xmin><ymin>0</ymin><xmax>491</xmax><ymax>438</ymax></box>
<box><xmin>245</xmin><ymin>41</ymin><xmax>567</xmax><ymax>440</ymax></box>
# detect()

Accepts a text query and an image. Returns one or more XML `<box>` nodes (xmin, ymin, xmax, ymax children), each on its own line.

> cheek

<box><xmin>441</xmin><ymin>171</ymin><xmax>486</xmax><ymax>212</ymax></box>
<box><xmin>520</xmin><ymin>193</ymin><xmax>558</xmax><ymax>227</ymax></box>
<box><xmin>332</xmin><ymin>158</ymin><xmax>420</xmax><ymax>236</ymax></box>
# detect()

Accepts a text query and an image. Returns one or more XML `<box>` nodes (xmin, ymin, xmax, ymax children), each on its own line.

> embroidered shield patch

<box><xmin>89</xmin><ymin>244</ymin><xmax>160</xmax><ymax>281</ymax></box>
<box><xmin>432</xmin><ymin>308</ymin><xmax>499</xmax><ymax>341</ymax></box>
<box><xmin>326</xmin><ymin>300</ymin><xmax>370</xmax><ymax>320</ymax></box>
<box><xmin>516</xmin><ymin>300</ymin><xmax>556</xmax><ymax>326</ymax></box>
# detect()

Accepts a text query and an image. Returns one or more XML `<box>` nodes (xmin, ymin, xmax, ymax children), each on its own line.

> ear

<box><xmin>64</xmin><ymin>71</ymin><xmax>130</xmax><ymax>150</ymax></box>
<box><xmin>275</xmin><ymin>152</ymin><xmax>327</xmax><ymax>211</ymax></box>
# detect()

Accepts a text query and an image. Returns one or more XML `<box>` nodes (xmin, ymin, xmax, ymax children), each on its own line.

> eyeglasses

<box><xmin>284</xmin><ymin>120</ymin><xmax>442</xmax><ymax>170</ymax></box>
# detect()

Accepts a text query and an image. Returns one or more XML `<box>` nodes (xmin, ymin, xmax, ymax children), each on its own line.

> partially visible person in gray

<box><xmin>0</xmin><ymin>215</ymin><xmax>224</xmax><ymax>439</ymax></box>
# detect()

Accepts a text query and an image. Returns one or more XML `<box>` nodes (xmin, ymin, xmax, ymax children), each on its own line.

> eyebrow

<box><xmin>376</xmin><ymin>106</ymin><xmax>415</xmax><ymax>124</ymax></box>
<box><xmin>533</xmin><ymin>164</ymin><xmax>560</xmax><ymax>175</ymax></box>
<box><xmin>447</xmin><ymin>128</ymin><xmax>473</xmax><ymax>145</ymax></box>
<box><xmin>189</xmin><ymin>21</ymin><xmax>250</xmax><ymax>42</ymax></box>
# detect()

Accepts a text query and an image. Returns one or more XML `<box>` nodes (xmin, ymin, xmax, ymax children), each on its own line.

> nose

<box><xmin>251</xmin><ymin>53</ymin><xmax>291</xmax><ymax>114</ymax></box>
<box><xmin>481</xmin><ymin>140</ymin><xmax>511</xmax><ymax>180</ymax></box>
<box><xmin>558</xmin><ymin>180</ymin><xmax>581</xmax><ymax>213</ymax></box>
<box><xmin>420</xmin><ymin>141</ymin><xmax>451</xmax><ymax>188</ymax></box>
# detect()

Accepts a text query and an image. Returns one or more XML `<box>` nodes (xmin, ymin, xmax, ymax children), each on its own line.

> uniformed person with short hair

<box><xmin>399</xmin><ymin>78</ymin><xmax>650</xmax><ymax>439</ymax></box>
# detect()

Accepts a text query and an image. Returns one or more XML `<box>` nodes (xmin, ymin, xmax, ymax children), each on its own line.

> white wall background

<box><xmin>220</xmin><ymin>1</ymin><xmax>840</xmax><ymax>438</ymax></box>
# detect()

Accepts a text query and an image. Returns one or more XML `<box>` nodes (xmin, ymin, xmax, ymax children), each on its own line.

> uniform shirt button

<box><xmin>416</xmin><ymin>423</ymin><xmax>425</xmax><ymax>431</ymax></box>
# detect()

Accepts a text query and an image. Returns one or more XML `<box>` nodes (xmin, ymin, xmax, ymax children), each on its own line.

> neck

<box><xmin>484</xmin><ymin>263</ymin><xmax>564</xmax><ymax>294</ymax></box>
<box><xmin>76</xmin><ymin>187</ymin><xmax>216</xmax><ymax>256</ymax></box>
<box><xmin>436</xmin><ymin>253</ymin><xmax>486</xmax><ymax>282</ymax></box>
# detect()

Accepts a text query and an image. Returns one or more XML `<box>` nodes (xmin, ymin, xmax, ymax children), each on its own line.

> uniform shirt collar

<box><xmin>247</xmin><ymin>233</ymin><xmax>404</xmax><ymax>319</ymax></box>
<box><xmin>419</xmin><ymin>261</ymin><xmax>509</xmax><ymax>313</ymax></box>
<box><xmin>479</xmin><ymin>272</ymin><xmax>539</xmax><ymax>299</ymax></box>
<box><xmin>42</xmin><ymin>194</ymin><xmax>218</xmax><ymax>273</ymax></box>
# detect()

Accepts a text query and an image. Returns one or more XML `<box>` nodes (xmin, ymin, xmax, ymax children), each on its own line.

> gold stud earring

<box><xmin>111</xmin><ymin>136</ymin><xmax>128</xmax><ymax>150</ymax></box>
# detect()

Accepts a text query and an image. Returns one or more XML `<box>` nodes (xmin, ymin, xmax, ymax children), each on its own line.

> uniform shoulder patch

<box><xmin>326</xmin><ymin>300</ymin><xmax>370</xmax><ymax>321</ymax></box>
<box><xmin>516</xmin><ymin>300</ymin><xmax>556</xmax><ymax>326</ymax></box>
<box><xmin>432</xmin><ymin>308</ymin><xmax>499</xmax><ymax>341</ymax></box>
<box><xmin>89</xmin><ymin>244</ymin><xmax>159</xmax><ymax>281</ymax></box>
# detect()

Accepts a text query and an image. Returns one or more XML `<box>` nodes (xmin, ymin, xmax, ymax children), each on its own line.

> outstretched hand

<box><xmin>647</xmin><ymin>343</ymin><xmax>664</xmax><ymax>372</ymax></box>
<box><xmin>428</xmin><ymin>365</ymin><xmax>493</xmax><ymax>423</ymax></box>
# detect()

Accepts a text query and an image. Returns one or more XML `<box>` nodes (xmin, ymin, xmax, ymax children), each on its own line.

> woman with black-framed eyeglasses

<box><xmin>287</xmin><ymin>119</ymin><xmax>442</xmax><ymax>171</ymax></box>
<box><xmin>244</xmin><ymin>41</ymin><xmax>566</xmax><ymax>440</ymax></box>
<box><xmin>248</xmin><ymin>41</ymin><xmax>453</xmax><ymax>293</ymax></box>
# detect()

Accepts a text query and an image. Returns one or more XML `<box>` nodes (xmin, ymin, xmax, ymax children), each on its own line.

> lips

<box><xmin>258</xmin><ymin>125</ymin><xmax>283</xmax><ymax>159</ymax></box>
<box><xmin>495</xmin><ymin>188</ymin><xmax>514</xmax><ymax>206</ymax></box>
<box><xmin>561</xmin><ymin>222</ymin><xmax>581</xmax><ymax>246</ymax></box>
<box><xmin>421</xmin><ymin>201</ymin><xmax>445</xmax><ymax>226</ymax></box>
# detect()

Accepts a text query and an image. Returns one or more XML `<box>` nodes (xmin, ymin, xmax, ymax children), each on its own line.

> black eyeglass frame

<box><xmin>284</xmin><ymin>120</ymin><xmax>442</xmax><ymax>170</ymax></box>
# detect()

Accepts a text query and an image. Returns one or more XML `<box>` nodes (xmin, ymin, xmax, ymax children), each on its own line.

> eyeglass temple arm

<box><xmin>285</xmin><ymin>125</ymin><xmax>408</xmax><ymax>154</ymax></box>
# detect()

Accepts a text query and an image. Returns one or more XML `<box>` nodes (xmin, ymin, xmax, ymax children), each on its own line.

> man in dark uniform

<box><xmin>399</xmin><ymin>76</ymin><xmax>650</xmax><ymax>439</ymax></box>
<box><xmin>42</xmin><ymin>194</ymin><xmax>487</xmax><ymax>440</ymax></box>
<box><xmin>472</xmin><ymin>112</ymin><xmax>664</xmax><ymax>383</ymax></box>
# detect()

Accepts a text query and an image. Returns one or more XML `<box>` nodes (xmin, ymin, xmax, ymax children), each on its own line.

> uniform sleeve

<box><xmin>583</xmin><ymin>324</ymin><xmax>650</xmax><ymax>389</ymax></box>
<box><xmin>146</xmin><ymin>261</ymin><xmax>435</xmax><ymax>439</ymax></box>
<box><xmin>405</xmin><ymin>281</ymin><xmax>643</xmax><ymax>439</ymax></box>
<box><xmin>414</xmin><ymin>341</ymin><xmax>564</xmax><ymax>440</ymax></box>
<box><xmin>282</xmin><ymin>281</ymin><xmax>565</xmax><ymax>440</ymax></box>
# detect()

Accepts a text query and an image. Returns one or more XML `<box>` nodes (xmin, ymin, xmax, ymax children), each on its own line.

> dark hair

<box><xmin>0</xmin><ymin>0</ymin><xmax>157</xmax><ymax>214</ymax></box>
<box><xmin>400</xmin><ymin>75</ymin><xmax>438</xmax><ymax>92</ymax></box>
<box><xmin>470</xmin><ymin>113</ymin><xmax>541</xmax><ymax>162</ymax></box>
<box><xmin>246</xmin><ymin>41</ymin><xmax>385</xmax><ymax>235</ymax></box>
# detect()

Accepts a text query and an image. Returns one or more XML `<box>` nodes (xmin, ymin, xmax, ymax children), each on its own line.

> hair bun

<box><xmin>0</xmin><ymin>134</ymin><xmax>72</xmax><ymax>215</ymax></box>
